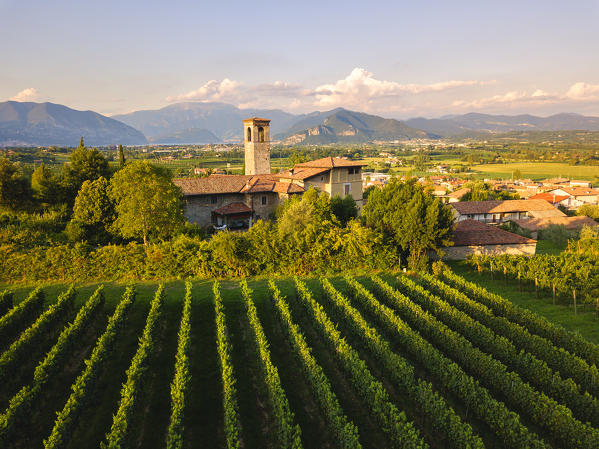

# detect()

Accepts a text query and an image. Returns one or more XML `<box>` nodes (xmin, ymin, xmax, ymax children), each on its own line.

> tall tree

<box><xmin>330</xmin><ymin>194</ymin><xmax>358</xmax><ymax>226</ymax></box>
<box><xmin>117</xmin><ymin>144</ymin><xmax>126</xmax><ymax>168</ymax></box>
<box><xmin>71</xmin><ymin>177</ymin><xmax>113</xmax><ymax>242</ymax></box>
<box><xmin>0</xmin><ymin>158</ymin><xmax>30</xmax><ymax>210</ymax></box>
<box><xmin>31</xmin><ymin>163</ymin><xmax>59</xmax><ymax>206</ymax></box>
<box><xmin>108</xmin><ymin>160</ymin><xmax>184</xmax><ymax>244</ymax></box>
<box><xmin>362</xmin><ymin>178</ymin><xmax>454</xmax><ymax>269</ymax></box>
<box><xmin>62</xmin><ymin>137</ymin><xmax>110</xmax><ymax>203</ymax></box>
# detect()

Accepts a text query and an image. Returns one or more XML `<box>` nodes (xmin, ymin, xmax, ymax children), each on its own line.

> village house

<box><xmin>512</xmin><ymin>216</ymin><xmax>599</xmax><ymax>239</ymax></box>
<box><xmin>545</xmin><ymin>186</ymin><xmax>599</xmax><ymax>210</ymax></box>
<box><xmin>173</xmin><ymin>117</ymin><xmax>365</xmax><ymax>228</ymax></box>
<box><xmin>435</xmin><ymin>219</ymin><xmax>537</xmax><ymax>260</ymax></box>
<box><xmin>450</xmin><ymin>199</ymin><xmax>565</xmax><ymax>224</ymax></box>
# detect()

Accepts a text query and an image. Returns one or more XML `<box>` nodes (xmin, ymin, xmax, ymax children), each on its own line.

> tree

<box><xmin>62</xmin><ymin>138</ymin><xmax>110</xmax><ymax>202</ymax></box>
<box><xmin>117</xmin><ymin>144</ymin><xmax>126</xmax><ymax>168</ymax></box>
<box><xmin>362</xmin><ymin>178</ymin><xmax>454</xmax><ymax>269</ymax></box>
<box><xmin>31</xmin><ymin>163</ymin><xmax>59</xmax><ymax>206</ymax></box>
<box><xmin>577</xmin><ymin>204</ymin><xmax>599</xmax><ymax>221</ymax></box>
<box><xmin>330</xmin><ymin>194</ymin><xmax>358</xmax><ymax>226</ymax></box>
<box><xmin>0</xmin><ymin>157</ymin><xmax>30</xmax><ymax>210</ymax></box>
<box><xmin>108</xmin><ymin>160</ymin><xmax>184</xmax><ymax>244</ymax></box>
<box><xmin>71</xmin><ymin>177</ymin><xmax>114</xmax><ymax>242</ymax></box>
<box><xmin>513</xmin><ymin>169</ymin><xmax>522</xmax><ymax>180</ymax></box>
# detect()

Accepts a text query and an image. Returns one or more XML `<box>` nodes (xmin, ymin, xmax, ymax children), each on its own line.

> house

<box><xmin>173</xmin><ymin>117</ymin><xmax>365</xmax><ymax>227</ymax></box>
<box><xmin>446</xmin><ymin>187</ymin><xmax>471</xmax><ymax>203</ymax></box>
<box><xmin>439</xmin><ymin>219</ymin><xmax>537</xmax><ymax>260</ymax></box>
<box><xmin>512</xmin><ymin>216</ymin><xmax>599</xmax><ymax>239</ymax></box>
<box><xmin>450</xmin><ymin>199</ymin><xmax>564</xmax><ymax>224</ymax></box>
<box><xmin>546</xmin><ymin>187</ymin><xmax>599</xmax><ymax>210</ymax></box>
<box><xmin>527</xmin><ymin>192</ymin><xmax>570</xmax><ymax>208</ymax></box>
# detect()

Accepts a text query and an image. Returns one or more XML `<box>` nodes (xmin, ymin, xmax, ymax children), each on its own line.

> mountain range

<box><xmin>0</xmin><ymin>101</ymin><xmax>147</xmax><ymax>146</ymax></box>
<box><xmin>3</xmin><ymin>100</ymin><xmax>599</xmax><ymax>147</ymax></box>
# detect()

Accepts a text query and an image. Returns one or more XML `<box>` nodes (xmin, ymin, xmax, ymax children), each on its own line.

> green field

<box><xmin>470</xmin><ymin>162</ymin><xmax>599</xmax><ymax>180</ymax></box>
<box><xmin>2</xmin><ymin>273</ymin><xmax>599</xmax><ymax>448</ymax></box>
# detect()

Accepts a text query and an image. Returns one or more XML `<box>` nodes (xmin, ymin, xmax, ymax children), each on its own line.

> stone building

<box><xmin>438</xmin><ymin>219</ymin><xmax>537</xmax><ymax>260</ymax></box>
<box><xmin>173</xmin><ymin>117</ymin><xmax>365</xmax><ymax>228</ymax></box>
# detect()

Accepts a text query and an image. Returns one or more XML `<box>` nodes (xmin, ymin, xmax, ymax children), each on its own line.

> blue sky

<box><xmin>1</xmin><ymin>0</ymin><xmax>598</xmax><ymax>117</ymax></box>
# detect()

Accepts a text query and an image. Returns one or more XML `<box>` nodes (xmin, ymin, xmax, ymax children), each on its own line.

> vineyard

<box><xmin>1</xmin><ymin>272</ymin><xmax>599</xmax><ymax>448</ymax></box>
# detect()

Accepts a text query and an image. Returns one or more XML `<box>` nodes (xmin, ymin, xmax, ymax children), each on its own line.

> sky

<box><xmin>1</xmin><ymin>0</ymin><xmax>599</xmax><ymax>118</ymax></box>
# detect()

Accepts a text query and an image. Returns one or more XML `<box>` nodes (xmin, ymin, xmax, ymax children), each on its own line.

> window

<box><xmin>247</xmin><ymin>127</ymin><xmax>252</xmax><ymax>142</ymax></box>
<box><xmin>261</xmin><ymin>195</ymin><xmax>267</xmax><ymax>205</ymax></box>
<box><xmin>211</xmin><ymin>196</ymin><xmax>217</xmax><ymax>204</ymax></box>
<box><xmin>344</xmin><ymin>183</ymin><xmax>351</xmax><ymax>196</ymax></box>
<box><xmin>348</xmin><ymin>167</ymin><xmax>355</xmax><ymax>175</ymax></box>
<box><xmin>258</xmin><ymin>126</ymin><xmax>265</xmax><ymax>142</ymax></box>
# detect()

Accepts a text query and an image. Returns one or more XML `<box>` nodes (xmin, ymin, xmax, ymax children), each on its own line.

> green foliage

<box><xmin>294</xmin><ymin>278</ymin><xmax>427</xmax><ymax>449</ymax></box>
<box><xmin>213</xmin><ymin>281</ymin><xmax>242</xmax><ymax>449</ymax></box>
<box><xmin>31</xmin><ymin>163</ymin><xmax>59</xmax><ymax>206</ymax></box>
<box><xmin>241</xmin><ymin>281</ymin><xmax>303</xmax><ymax>449</ymax></box>
<box><xmin>577</xmin><ymin>204</ymin><xmax>599</xmax><ymax>221</ymax></box>
<box><xmin>324</xmin><ymin>277</ymin><xmax>483</xmax><ymax>449</ymax></box>
<box><xmin>330</xmin><ymin>194</ymin><xmax>358</xmax><ymax>226</ymax></box>
<box><xmin>44</xmin><ymin>285</ymin><xmax>136</xmax><ymax>449</ymax></box>
<box><xmin>373</xmin><ymin>275</ymin><xmax>599</xmax><ymax>449</ymax></box>
<box><xmin>101</xmin><ymin>285</ymin><xmax>164</xmax><ymax>449</ymax></box>
<box><xmin>166</xmin><ymin>281</ymin><xmax>192</xmax><ymax>449</ymax></box>
<box><xmin>0</xmin><ymin>158</ymin><xmax>31</xmax><ymax>210</ymax></box>
<box><xmin>362</xmin><ymin>178</ymin><xmax>453</xmax><ymax>270</ymax></box>
<box><xmin>71</xmin><ymin>177</ymin><xmax>114</xmax><ymax>243</ymax></box>
<box><xmin>0</xmin><ymin>287</ymin><xmax>44</xmax><ymax>344</ymax></box>
<box><xmin>117</xmin><ymin>144</ymin><xmax>126</xmax><ymax>168</ymax></box>
<box><xmin>347</xmin><ymin>275</ymin><xmax>542</xmax><ymax>448</ymax></box>
<box><xmin>61</xmin><ymin>139</ymin><xmax>110</xmax><ymax>202</ymax></box>
<box><xmin>268</xmin><ymin>280</ymin><xmax>362</xmax><ymax>449</ymax></box>
<box><xmin>0</xmin><ymin>286</ymin><xmax>74</xmax><ymax>385</ymax></box>
<box><xmin>108</xmin><ymin>161</ymin><xmax>184</xmax><ymax>244</ymax></box>
<box><xmin>538</xmin><ymin>224</ymin><xmax>573</xmax><ymax>245</ymax></box>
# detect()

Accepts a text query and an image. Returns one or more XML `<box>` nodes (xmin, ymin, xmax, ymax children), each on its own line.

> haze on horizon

<box><xmin>1</xmin><ymin>0</ymin><xmax>598</xmax><ymax>119</ymax></box>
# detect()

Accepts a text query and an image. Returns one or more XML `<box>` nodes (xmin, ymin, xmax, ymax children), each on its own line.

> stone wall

<box><xmin>440</xmin><ymin>243</ymin><xmax>537</xmax><ymax>260</ymax></box>
<box><xmin>183</xmin><ymin>193</ymin><xmax>246</xmax><ymax>226</ymax></box>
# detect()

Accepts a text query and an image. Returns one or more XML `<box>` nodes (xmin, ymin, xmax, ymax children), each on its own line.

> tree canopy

<box><xmin>62</xmin><ymin>138</ymin><xmax>110</xmax><ymax>201</ymax></box>
<box><xmin>108</xmin><ymin>160</ymin><xmax>184</xmax><ymax>244</ymax></box>
<box><xmin>362</xmin><ymin>178</ymin><xmax>454</xmax><ymax>269</ymax></box>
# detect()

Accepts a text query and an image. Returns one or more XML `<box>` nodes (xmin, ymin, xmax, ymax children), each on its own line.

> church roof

<box><xmin>173</xmin><ymin>174</ymin><xmax>305</xmax><ymax>196</ymax></box>
<box><xmin>294</xmin><ymin>157</ymin><xmax>367</xmax><ymax>168</ymax></box>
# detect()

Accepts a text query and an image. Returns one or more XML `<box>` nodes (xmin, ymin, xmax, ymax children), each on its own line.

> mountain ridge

<box><xmin>0</xmin><ymin>101</ymin><xmax>147</xmax><ymax>147</ymax></box>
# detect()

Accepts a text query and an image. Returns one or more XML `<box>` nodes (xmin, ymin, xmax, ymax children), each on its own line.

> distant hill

<box><xmin>405</xmin><ymin>112</ymin><xmax>599</xmax><ymax>137</ymax></box>
<box><xmin>113</xmin><ymin>102</ymin><xmax>301</xmax><ymax>142</ymax></box>
<box><xmin>278</xmin><ymin>109</ymin><xmax>435</xmax><ymax>144</ymax></box>
<box><xmin>149</xmin><ymin>128</ymin><xmax>220</xmax><ymax>144</ymax></box>
<box><xmin>0</xmin><ymin>101</ymin><xmax>147</xmax><ymax>147</ymax></box>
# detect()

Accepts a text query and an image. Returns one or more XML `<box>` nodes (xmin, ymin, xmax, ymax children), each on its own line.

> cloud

<box><xmin>10</xmin><ymin>87</ymin><xmax>40</xmax><ymax>102</ymax></box>
<box><xmin>165</xmin><ymin>79</ymin><xmax>242</xmax><ymax>103</ymax></box>
<box><xmin>565</xmin><ymin>82</ymin><xmax>599</xmax><ymax>100</ymax></box>
<box><xmin>311</xmin><ymin>68</ymin><xmax>485</xmax><ymax>108</ymax></box>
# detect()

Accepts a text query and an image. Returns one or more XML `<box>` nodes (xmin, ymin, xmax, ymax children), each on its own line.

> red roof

<box><xmin>528</xmin><ymin>193</ymin><xmax>570</xmax><ymax>203</ymax></box>
<box><xmin>212</xmin><ymin>202</ymin><xmax>252</xmax><ymax>215</ymax></box>
<box><xmin>294</xmin><ymin>157</ymin><xmax>367</xmax><ymax>168</ymax></box>
<box><xmin>451</xmin><ymin>199</ymin><xmax>559</xmax><ymax>215</ymax></box>
<box><xmin>452</xmin><ymin>219</ymin><xmax>536</xmax><ymax>246</ymax></box>
<box><xmin>174</xmin><ymin>174</ymin><xmax>305</xmax><ymax>196</ymax></box>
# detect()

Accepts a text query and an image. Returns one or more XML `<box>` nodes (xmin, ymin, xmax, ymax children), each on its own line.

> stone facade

<box><xmin>440</xmin><ymin>243</ymin><xmax>537</xmax><ymax>260</ymax></box>
<box><xmin>243</xmin><ymin>118</ymin><xmax>271</xmax><ymax>175</ymax></box>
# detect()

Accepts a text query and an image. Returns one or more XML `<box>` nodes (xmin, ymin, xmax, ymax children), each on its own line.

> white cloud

<box><xmin>565</xmin><ymin>82</ymin><xmax>599</xmax><ymax>100</ymax></box>
<box><xmin>10</xmin><ymin>87</ymin><xmax>40</xmax><ymax>102</ymax></box>
<box><xmin>312</xmin><ymin>68</ymin><xmax>485</xmax><ymax>108</ymax></box>
<box><xmin>165</xmin><ymin>79</ymin><xmax>242</xmax><ymax>103</ymax></box>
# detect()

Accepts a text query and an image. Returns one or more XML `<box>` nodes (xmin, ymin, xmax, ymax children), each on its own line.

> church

<box><xmin>173</xmin><ymin>117</ymin><xmax>365</xmax><ymax>229</ymax></box>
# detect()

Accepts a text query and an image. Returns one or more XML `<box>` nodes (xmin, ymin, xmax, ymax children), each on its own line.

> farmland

<box><xmin>2</xmin><ymin>273</ymin><xmax>599</xmax><ymax>449</ymax></box>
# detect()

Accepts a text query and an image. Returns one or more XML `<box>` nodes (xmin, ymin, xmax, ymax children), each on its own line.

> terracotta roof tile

<box><xmin>279</xmin><ymin>167</ymin><xmax>331</xmax><ymax>180</ymax></box>
<box><xmin>212</xmin><ymin>202</ymin><xmax>252</xmax><ymax>215</ymax></box>
<box><xmin>513</xmin><ymin>216</ymin><xmax>599</xmax><ymax>232</ymax></box>
<box><xmin>295</xmin><ymin>157</ymin><xmax>367</xmax><ymax>168</ymax></box>
<box><xmin>452</xmin><ymin>219</ymin><xmax>536</xmax><ymax>246</ymax></box>
<box><xmin>528</xmin><ymin>193</ymin><xmax>570</xmax><ymax>203</ymax></box>
<box><xmin>174</xmin><ymin>174</ymin><xmax>306</xmax><ymax>196</ymax></box>
<box><xmin>551</xmin><ymin>187</ymin><xmax>599</xmax><ymax>196</ymax></box>
<box><xmin>451</xmin><ymin>199</ymin><xmax>559</xmax><ymax>215</ymax></box>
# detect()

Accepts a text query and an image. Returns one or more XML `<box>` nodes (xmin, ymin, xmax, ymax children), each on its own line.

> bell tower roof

<box><xmin>242</xmin><ymin>117</ymin><xmax>271</xmax><ymax>123</ymax></box>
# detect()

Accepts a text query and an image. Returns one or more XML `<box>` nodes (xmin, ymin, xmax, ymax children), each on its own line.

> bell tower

<box><xmin>243</xmin><ymin>117</ymin><xmax>271</xmax><ymax>175</ymax></box>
